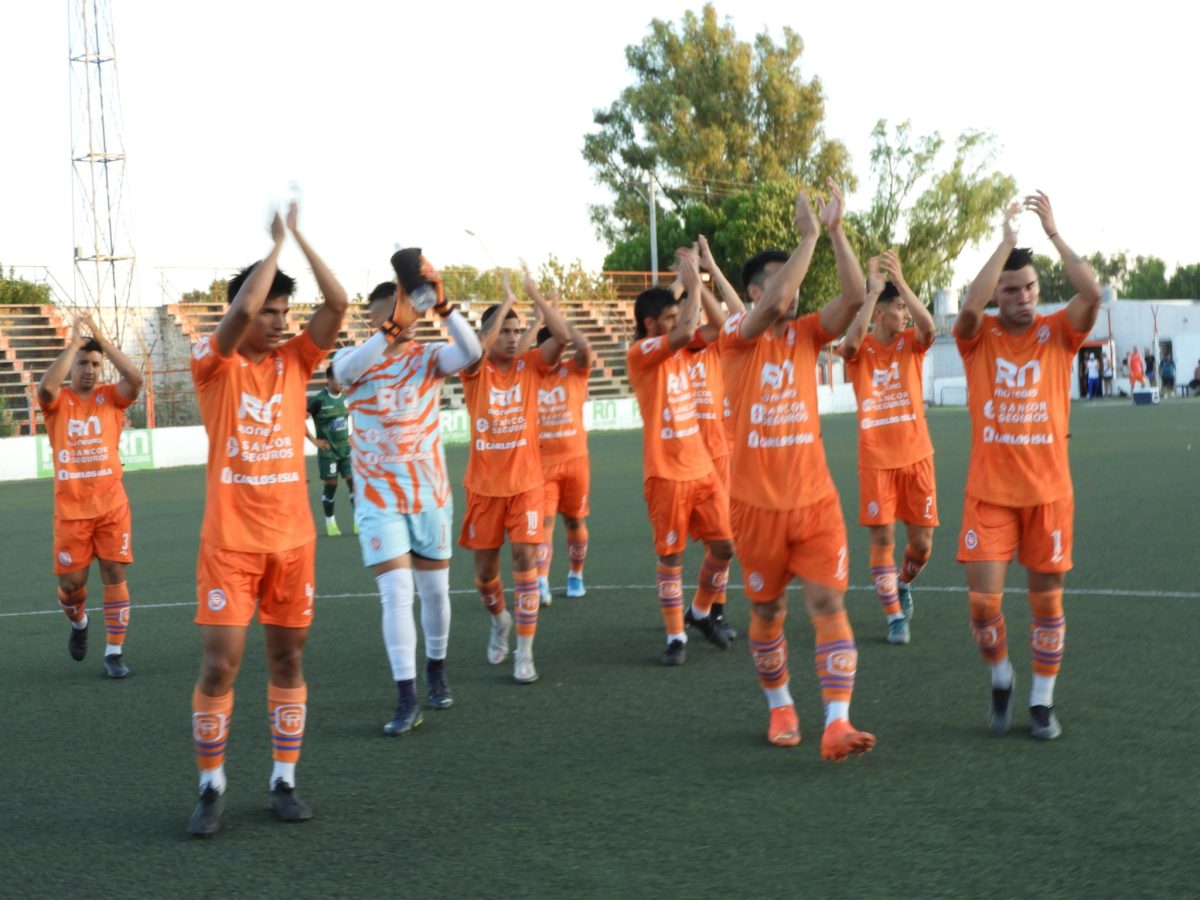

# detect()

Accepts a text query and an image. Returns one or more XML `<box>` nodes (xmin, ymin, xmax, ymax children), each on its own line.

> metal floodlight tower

<box><xmin>68</xmin><ymin>0</ymin><xmax>135</xmax><ymax>342</ymax></box>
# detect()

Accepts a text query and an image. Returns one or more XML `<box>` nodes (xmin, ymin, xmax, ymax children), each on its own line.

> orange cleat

<box><xmin>820</xmin><ymin>718</ymin><xmax>876</xmax><ymax>761</ymax></box>
<box><xmin>767</xmin><ymin>704</ymin><xmax>801</xmax><ymax>747</ymax></box>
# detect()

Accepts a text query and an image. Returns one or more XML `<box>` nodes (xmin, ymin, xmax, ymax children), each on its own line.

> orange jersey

<box><xmin>956</xmin><ymin>309</ymin><xmax>1088</xmax><ymax>506</ymax></box>
<box><xmin>461</xmin><ymin>349</ymin><xmax>551</xmax><ymax>497</ymax></box>
<box><xmin>191</xmin><ymin>331</ymin><xmax>326</xmax><ymax>553</ymax></box>
<box><xmin>40</xmin><ymin>384</ymin><xmax>132</xmax><ymax>520</ymax></box>
<box><xmin>626</xmin><ymin>335</ymin><xmax>714</xmax><ymax>482</ymax></box>
<box><xmin>844</xmin><ymin>328</ymin><xmax>934</xmax><ymax>469</ymax></box>
<box><xmin>717</xmin><ymin>312</ymin><xmax>837</xmax><ymax>510</ymax></box>
<box><xmin>537</xmin><ymin>356</ymin><xmax>590</xmax><ymax>466</ymax></box>
<box><xmin>686</xmin><ymin>335</ymin><xmax>732</xmax><ymax>462</ymax></box>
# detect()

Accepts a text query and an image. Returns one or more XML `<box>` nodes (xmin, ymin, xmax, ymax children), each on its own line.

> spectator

<box><xmin>1129</xmin><ymin>346</ymin><xmax>1146</xmax><ymax>390</ymax></box>
<box><xmin>1085</xmin><ymin>353</ymin><xmax>1101</xmax><ymax>399</ymax></box>
<box><xmin>1146</xmin><ymin>351</ymin><xmax>1157</xmax><ymax>387</ymax></box>
<box><xmin>1188</xmin><ymin>359</ymin><xmax>1200</xmax><ymax>395</ymax></box>
<box><xmin>1160</xmin><ymin>353</ymin><xmax>1176</xmax><ymax>398</ymax></box>
<box><xmin>1102</xmin><ymin>354</ymin><xmax>1114</xmax><ymax>397</ymax></box>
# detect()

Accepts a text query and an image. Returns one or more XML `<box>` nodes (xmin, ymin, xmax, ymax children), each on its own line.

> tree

<box><xmin>583</xmin><ymin>3</ymin><xmax>853</xmax><ymax>245</ymax></box>
<box><xmin>181</xmin><ymin>278</ymin><xmax>228</xmax><ymax>304</ymax></box>
<box><xmin>1123</xmin><ymin>256</ymin><xmax>1169</xmax><ymax>299</ymax></box>
<box><xmin>1033</xmin><ymin>255</ymin><xmax>1071</xmax><ymax>304</ymax></box>
<box><xmin>854</xmin><ymin>121</ymin><xmax>1016</xmax><ymax>300</ymax></box>
<box><xmin>0</xmin><ymin>267</ymin><xmax>53</xmax><ymax>305</ymax></box>
<box><xmin>1167</xmin><ymin>263</ymin><xmax>1200</xmax><ymax>299</ymax></box>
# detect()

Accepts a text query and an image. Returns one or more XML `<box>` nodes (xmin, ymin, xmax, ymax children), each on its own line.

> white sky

<box><xmin>1</xmin><ymin>0</ymin><xmax>1195</xmax><ymax>304</ymax></box>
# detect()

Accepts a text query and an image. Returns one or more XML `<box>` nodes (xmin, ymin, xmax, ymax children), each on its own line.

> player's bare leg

<box><xmin>684</xmin><ymin>538</ymin><xmax>735</xmax><ymax>649</ymax></box>
<box><xmin>56</xmin><ymin>567</ymin><xmax>90</xmax><ymax>663</ymax></box>
<box><xmin>563</xmin><ymin>514</ymin><xmax>589</xmax><ymax>599</ymax></box>
<box><xmin>898</xmin><ymin>522</ymin><xmax>934</xmax><ymax>621</ymax></box>
<box><xmin>802</xmin><ymin>581</ymin><xmax>875</xmax><ymax>761</ymax></box>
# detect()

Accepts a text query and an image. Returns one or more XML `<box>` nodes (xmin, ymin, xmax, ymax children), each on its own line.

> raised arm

<box><xmin>954</xmin><ymin>202</ymin><xmax>1019</xmax><ymax>341</ymax></box>
<box><xmin>524</xmin><ymin>274</ymin><xmax>572</xmax><ymax>367</ymax></box>
<box><xmin>215</xmin><ymin>213</ymin><xmax>286</xmax><ymax>357</ymax></box>
<box><xmin>37</xmin><ymin>318</ymin><xmax>87</xmax><ymax>405</ymax></box>
<box><xmin>667</xmin><ymin>249</ymin><xmax>703</xmax><ymax>351</ymax></box>
<box><xmin>817</xmin><ymin>180</ymin><xmax>868</xmax><ymax>337</ymax></box>
<box><xmin>839</xmin><ymin>256</ymin><xmax>883</xmax><ymax>360</ymax></box>
<box><xmin>698</xmin><ymin>234</ymin><xmax>745</xmax><ymax>315</ymax></box>
<box><xmin>881</xmin><ymin>249</ymin><xmax>936</xmax><ymax>346</ymax></box>
<box><xmin>289</xmin><ymin>202</ymin><xmax>348</xmax><ymax>350</ymax></box>
<box><xmin>79</xmin><ymin>312</ymin><xmax>144</xmax><ymax>402</ymax></box>
<box><xmin>1026</xmin><ymin>190</ymin><xmax>1102</xmax><ymax>334</ymax></box>
<box><xmin>739</xmin><ymin>190</ymin><xmax>821</xmax><ymax>341</ymax></box>
<box><xmin>463</xmin><ymin>271</ymin><xmax>516</xmax><ymax>375</ymax></box>
<box><xmin>516</xmin><ymin>304</ymin><xmax>543</xmax><ymax>356</ymax></box>
<box><xmin>545</xmin><ymin>290</ymin><xmax>595</xmax><ymax>369</ymax></box>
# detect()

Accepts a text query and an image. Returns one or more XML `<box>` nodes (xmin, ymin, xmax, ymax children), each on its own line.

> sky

<box><xmin>1</xmin><ymin>0</ymin><xmax>1195</xmax><ymax>305</ymax></box>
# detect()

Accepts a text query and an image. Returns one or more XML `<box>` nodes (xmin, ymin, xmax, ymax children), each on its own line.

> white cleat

<box><xmin>487</xmin><ymin>610</ymin><xmax>512</xmax><ymax>665</ymax></box>
<box><xmin>513</xmin><ymin>652</ymin><xmax>539</xmax><ymax>684</ymax></box>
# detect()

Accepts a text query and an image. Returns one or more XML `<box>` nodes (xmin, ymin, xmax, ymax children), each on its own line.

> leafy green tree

<box><xmin>1166</xmin><ymin>263</ymin><xmax>1200</xmax><ymax>299</ymax></box>
<box><xmin>181</xmin><ymin>278</ymin><xmax>228</xmax><ymax>304</ymax></box>
<box><xmin>0</xmin><ymin>267</ymin><xmax>52</xmax><ymax>305</ymax></box>
<box><xmin>1033</xmin><ymin>254</ymin><xmax>1071</xmax><ymax>304</ymax></box>
<box><xmin>1123</xmin><ymin>256</ymin><xmax>1169</xmax><ymax>299</ymax></box>
<box><xmin>583</xmin><ymin>3</ymin><xmax>853</xmax><ymax>245</ymax></box>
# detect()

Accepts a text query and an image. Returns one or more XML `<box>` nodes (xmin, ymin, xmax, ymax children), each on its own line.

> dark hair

<box><xmin>633</xmin><ymin>287</ymin><xmax>679</xmax><ymax>339</ymax></box>
<box><xmin>481</xmin><ymin>304</ymin><xmax>519</xmax><ymax>330</ymax></box>
<box><xmin>367</xmin><ymin>281</ymin><xmax>396</xmax><ymax>305</ymax></box>
<box><xmin>536</xmin><ymin>326</ymin><xmax>552</xmax><ymax>346</ymax></box>
<box><xmin>741</xmin><ymin>249</ymin><xmax>790</xmax><ymax>293</ymax></box>
<box><xmin>325</xmin><ymin>363</ymin><xmax>336</xmax><ymax>379</ymax></box>
<box><xmin>877</xmin><ymin>282</ymin><xmax>902</xmax><ymax>303</ymax></box>
<box><xmin>1003</xmin><ymin>248</ymin><xmax>1035</xmax><ymax>271</ymax></box>
<box><xmin>80</xmin><ymin>339</ymin><xmax>103</xmax><ymax>355</ymax></box>
<box><xmin>227</xmin><ymin>262</ymin><xmax>296</xmax><ymax>305</ymax></box>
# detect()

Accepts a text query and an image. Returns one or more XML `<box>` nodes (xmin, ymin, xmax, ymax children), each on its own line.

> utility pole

<box><xmin>648</xmin><ymin>170</ymin><xmax>658</xmax><ymax>285</ymax></box>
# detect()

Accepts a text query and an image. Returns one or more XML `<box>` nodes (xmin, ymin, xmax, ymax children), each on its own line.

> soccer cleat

<box><xmin>684</xmin><ymin>607</ymin><xmax>731</xmax><ymax>650</ymax></box>
<box><xmin>820</xmin><ymin>719</ymin><xmax>876</xmax><ymax>761</ymax></box>
<box><xmin>187</xmin><ymin>786</ymin><xmax>225</xmax><ymax>836</ymax></box>
<box><xmin>68</xmin><ymin>622</ymin><xmax>88</xmax><ymax>661</ymax></box>
<box><xmin>325</xmin><ymin>519</ymin><xmax>342</xmax><ymax>537</ymax></box>
<box><xmin>898</xmin><ymin>583</ymin><xmax>914</xmax><ymax>621</ymax></box>
<box><xmin>353</xmin><ymin>521</ymin><xmax>359</xmax><ymax>536</ymax></box>
<box><xmin>104</xmin><ymin>653</ymin><xmax>129</xmax><ymax>679</ymax></box>
<box><xmin>426</xmin><ymin>667</ymin><xmax>453</xmax><ymax>710</ymax></box>
<box><xmin>989</xmin><ymin>681</ymin><xmax>1015</xmax><ymax>736</ymax></box>
<box><xmin>383</xmin><ymin>697</ymin><xmax>424</xmax><ymax>736</ymax></box>
<box><xmin>660</xmin><ymin>639</ymin><xmax>687</xmax><ymax>666</ymax></box>
<box><xmin>886</xmin><ymin>617</ymin><xmax>911</xmax><ymax>645</ymax></box>
<box><xmin>268</xmin><ymin>779</ymin><xmax>313</xmax><ymax>822</ymax></box>
<box><xmin>712</xmin><ymin>603</ymin><xmax>737</xmax><ymax>639</ymax></box>
<box><xmin>538</xmin><ymin>575</ymin><xmax>552</xmax><ymax>607</ymax></box>
<box><xmin>513</xmin><ymin>652</ymin><xmax>539</xmax><ymax>684</ymax></box>
<box><xmin>767</xmin><ymin>704</ymin><xmax>801</xmax><ymax>747</ymax></box>
<box><xmin>486</xmin><ymin>610</ymin><xmax>512</xmax><ymax>665</ymax></box>
<box><xmin>565</xmin><ymin>573</ymin><xmax>586</xmax><ymax>599</ymax></box>
<box><xmin>1029</xmin><ymin>705</ymin><xmax>1062</xmax><ymax>741</ymax></box>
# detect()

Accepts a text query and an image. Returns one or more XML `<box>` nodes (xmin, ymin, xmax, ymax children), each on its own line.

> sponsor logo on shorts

<box><xmin>964</xmin><ymin>529</ymin><xmax>979</xmax><ymax>550</ymax></box>
<box><xmin>826</xmin><ymin>649</ymin><xmax>858</xmax><ymax>677</ymax></box>
<box><xmin>371</xmin><ymin>536</ymin><xmax>382</xmax><ymax>550</ymax></box>
<box><xmin>867</xmin><ymin>501</ymin><xmax>880</xmax><ymax>518</ymax></box>
<box><xmin>207</xmin><ymin>589</ymin><xmax>227</xmax><ymax>612</ymax></box>
<box><xmin>748</xmin><ymin>572</ymin><xmax>765</xmax><ymax>592</ymax></box>
<box><xmin>836</xmin><ymin>546</ymin><xmax>848</xmax><ymax>581</ymax></box>
<box><xmin>468</xmin><ymin>523</ymin><xmax>476</xmax><ymax>540</ymax></box>
<box><xmin>665</xmin><ymin>530</ymin><xmax>678</xmax><ymax>546</ymax></box>
<box><xmin>57</xmin><ymin>551</ymin><xmax>73</xmax><ymax>566</ymax></box>
<box><xmin>273</xmin><ymin>704</ymin><xmax>306</xmax><ymax>736</ymax></box>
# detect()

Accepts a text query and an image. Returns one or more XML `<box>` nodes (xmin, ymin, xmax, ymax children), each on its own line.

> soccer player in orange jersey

<box><xmin>954</xmin><ymin>192</ymin><xmax>1101</xmax><ymax>741</ymax></box>
<box><xmin>839</xmin><ymin>251</ymin><xmax>938</xmax><ymax>645</ymax></box>
<box><xmin>459</xmin><ymin>271</ymin><xmax>571</xmax><ymax>684</ymax></box>
<box><xmin>38</xmin><ymin>313</ymin><xmax>143</xmax><ymax>679</ymax></box>
<box><xmin>627</xmin><ymin>249</ymin><xmax>735</xmax><ymax>666</ymax></box>
<box><xmin>186</xmin><ymin>203</ymin><xmax>347</xmax><ymax>835</ymax></box>
<box><xmin>521</xmin><ymin>281</ymin><xmax>595</xmax><ymax>606</ymax></box>
<box><xmin>719</xmin><ymin>182</ymin><xmax>876</xmax><ymax>760</ymax></box>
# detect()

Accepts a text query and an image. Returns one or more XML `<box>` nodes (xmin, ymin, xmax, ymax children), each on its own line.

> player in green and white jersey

<box><xmin>306</xmin><ymin>364</ymin><xmax>354</xmax><ymax>536</ymax></box>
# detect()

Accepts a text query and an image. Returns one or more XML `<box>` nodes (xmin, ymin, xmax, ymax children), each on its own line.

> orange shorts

<box><xmin>459</xmin><ymin>487</ymin><xmax>545</xmax><ymax>549</ymax></box>
<box><xmin>731</xmin><ymin>493</ymin><xmax>849</xmax><ymax>600</ymax></box>
<box><xmin>53</xmin><ymin>501</ymin><xmax>133</xmax><ymax>574</ymax></box>
<box><xmin>859</xmin><ymin>456</ymin><xmax>939</xmax><ymax>527</ymax></box>
<box><xmin>957</xmin><ymin>495</ymin><xmax>1073</xmax><ymax>573</ymax></box>
<box><xmin>643</xmin><ymin>470</ymin><xmax>732</xmax><ymax>557</ymax></box>
<box><xmin>542</xmin><ymin>455</ymin><xmax>590</xmax><ymax>519</ymax></box>
<box><xmin>195</xmin><ymin>539</ymin><xmax>316</xmax><ymax>628</ymax></box>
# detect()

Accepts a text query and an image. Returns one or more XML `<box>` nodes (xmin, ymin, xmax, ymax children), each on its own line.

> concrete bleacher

<box><xmin>0</xmin><ymin>304</ymin><xmax>70</xmax><ymax>433</ymax></box>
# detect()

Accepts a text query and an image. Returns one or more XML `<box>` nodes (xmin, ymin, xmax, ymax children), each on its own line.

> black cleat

<box><xmin>1029</xmin><ymin>705</ymin><xmax>1062</xmax><ymax>741</ymax></box>
<box><xmin>989</xmin><ymin>683</ymin><xmax>1014</xmax><ymax>736</ymax></box>
<box><xmin>187</xmin><ymin>786</ymin><xmax>225</xmax><ymax>836</ymax></box>
<box><xmin>661</xmin><ymin>639</ymin><xmax>687</xmax><ymax>666</ymax></box>
<box><xmin>68</xmin><ymin>622</ymin><xmax>88</xmax><ymax>661</ymax></box>
<box><xmin>383</xmin><ymin>697</ymin><xmax>424</xmax><ymax>736</ymax></box>
<box><xmin>426</xmin><ymin>665</ymin><xmax>453</xmax><ymax>710</ymax></box>
<box><xmin>711</xmin><ymin>603</ymin><xmax>738</xmax><ymax>640</ymax></box>
<box><xmin>684</xmin><ymin>607</ymin><xmax>731</xmax><ymax>650</ymax></box>
<box><xmin>104</xmin><ymin>654</ymin><xmax>129</xmax><ymax>679</ymax></box>
<box><xmin>268</xmin><ymin>779</ymin><xmax>313</xmax><ymax>822</ymax></box>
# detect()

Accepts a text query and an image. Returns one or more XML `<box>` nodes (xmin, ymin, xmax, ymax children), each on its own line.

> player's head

<box><xmin>228</xmin><ymin>262</ymin><xmax>297</xmax><ymax>353</ymax></box>
<box><xmin>995</xmin><ymin>247</ymin><xmax>1039</xmax><ymax>328</ymax></box>
<box><xmin>872</xmin><ymin>282</ymin><xmax>908</xmax><ymax>333</ymax></box>
<box><xmin>365</xmin><ymin>280</ymin><xmax>417</xmax><ymax>342</ymax></box>
<box><xmin>741</xmin><ymin>249</ymin><xmax>791</xmax><ymax>309</ymax></box>
<box><xmin>536</xmin><ymin>326</ymin><xmax>552</xmax><ymax>346</ymax></box>
<box><xmin>634</xmin><ymin>287</ymin><xmax>679</xmax><ymax>339</ymax></box>
<box><xmin>71</xmin><ymin>339</ymin><xmax>104</xmax><ymax>392</ymax></box>
<box><xmin>482</xmin><ymin>303</ymin><xmax>522</xmax><ymax>361</ymax></box>
<box><xmin>325</xmin><ymin>362</ymin><xmax>342</xmax><ymax>394</ymax></box>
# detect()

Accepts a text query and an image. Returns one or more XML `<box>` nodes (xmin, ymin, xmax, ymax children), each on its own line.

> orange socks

<box><xmin>566</xmin><ymin>523</ymin><xmax>589</xmax><ymax>576</ymax></box>
<box><xmin>477</xmin><ymin>576</ymin><xmax>506</xmax><ymax>616</ymax></box>
<box><xmin>656</xmin><ymin>563</ymin><xmax>684</xmax><ymax>636</ymax></box>
<box><xmin>268</xmin><ymin>683</ymin><xmax>307</xmax><ymax>767</ymax></box>
<box><xmin>58</xmin><ymin>586</ymin><xmax>87</xmax><ymax>623</ymax></box>
<box><xmin>691</xmin><ymin>552</ymin><xmax>730</xmax><ymax>616</ymax></box>
<box><xmin>969</xmin><ymin>592</ymin><xmax>1007</xmax><ymax>663</ymax></box>
<box><xmin>1029</xmin><ymin>590</ymin><xmax>1066</xmax><ymax>677</ymax></box>
<box><xmin>901</xmin><ymin>544</ymin><xmax>932</xmax><ymax>584</ymax></box>
<box><xmin>749</xmin><ymin>612</ymin><xmax>789</xmax><ymax>692</ymax></box>
<box><xmin>813</xmin><ymin>610</ymin><xmax>857</xmax><ymax>706</ymax></box>
<box><xmin>102</xmin><ymin>582</ymin><xmax>131</xmax><ymax>651</ymax></box>
<box><xmin>192</xmin><ymin>687</ymin><xmax>233</xmax><ymax>788</ymax></box>
<box><xmin>513</xmin><ymin>568</ymin><xmax>539</xmax><ymax>638</ymax></box>
<box><xmin>869</xmin><ymin>544</ymin><xmax>900</xmax><ymax>618</ymax></box>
